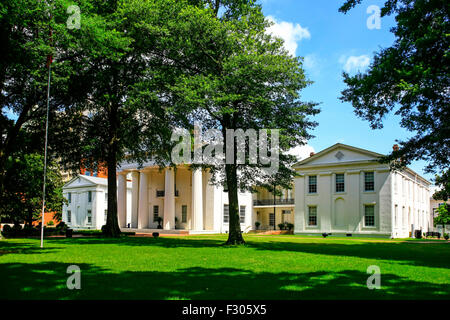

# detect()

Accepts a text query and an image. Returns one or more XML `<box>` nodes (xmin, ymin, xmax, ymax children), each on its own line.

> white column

<box><xmin>131</xmin><ymin>171</ymin><xmax>139</xmax><ymax>228</ymax></box>
<box><xmin>192</xmin><ymin>169</ymin><xmax>203</xmax><ymax>230</ymax></box>
<box><xmin>117</xmin><ymin>173</ymin><xmax>127</xmax><ymax>228</ymax></box>
<box><xmin>138</xmin><ymin>171</ymin><xmax>149</xmax><ymax>229</ymax></box>
<box><xmin>163</xmin><ymin>168</ymin><xmax>175</xmax><ymax>230</ymax></box>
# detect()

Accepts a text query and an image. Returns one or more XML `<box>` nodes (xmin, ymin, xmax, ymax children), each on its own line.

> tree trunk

<box><xmin>225</xmin><ymin>163</ymin><xmax>245</xmax><ymax>245</ymax></box>
<box><xmin>105</xmin><ymin>105</ymin><xmax>121</xmax><ymax>238</ymax></box>
<box><xmin>27</xmin><ymin>207</ymin><xmax>33</xmax><ymax>227</ymax></box>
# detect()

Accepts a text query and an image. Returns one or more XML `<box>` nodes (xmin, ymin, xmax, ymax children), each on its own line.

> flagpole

<box><xmin>40</xmin><ymin>3</ymin><xmax>53</xmax><ymax>247</ymax></box>
<box><xmin>40</xmin><ymin>61</ymin><xmax>51</xmax><ymax>249</ymax></box>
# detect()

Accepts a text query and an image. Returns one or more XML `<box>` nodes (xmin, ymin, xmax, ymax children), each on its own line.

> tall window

<box><xmin>153</xmin><ymin>206</ymin><xmax>159</xmax><ymax>222</ymax></box>
<box><xmin>269</xmin><ymin>213</ymin><xmax>275</xmax><ymax>226</ymax></box>
<box><xmin>239</xmin><ymin>206</ymin><xmax>246</xmax><ymax>223</ymax></box>
<box><xmin>181</xmin><ymin>205</ymin><xmax>187</xmax><ymax>223</ymax></box>
<box><xmin>335</xmin><ymin>174</ymin><xmax>345</xmax><ymax>192</ymax></box>
<box><xmin>68</xmin><ymin>192</ymin><xmax>72</xmax><ymax>204</ymax></box>
<box><xmin>308</xmin><ymin>206</ymin><xmax>317</xmax><ymax>226</ymax></box>
<box><xmin>67</xmin><ymin>210</ymin><xmax>71</xmax><ymax>223</ymax></box>
<box><xmin>223</xmin><ymin>204</ymin><xmax>229</xmax><ymax>223</ymax></box>
<box><xmin>87</xmin><ymin>210</ymin><xmax>92</xmax><ymax>225</ymax></box>
<box><xmin>364</xmin><ymin>205</ymin><xmax>375</xmax><ymax>227</ymax></box>
<box><xmin>308</xmin><ymin>176</ymin><xmax>317</xmax><ymax>193</ymax></box>
<box><xmin>88</xmin><ymin>191</ymin><xmax>92</xmax><ymax>203</ymax></box>
<box><xmin>364</xmin><ymin>172</ymin><xmax>374</xmax><ymax>191</ymax></box>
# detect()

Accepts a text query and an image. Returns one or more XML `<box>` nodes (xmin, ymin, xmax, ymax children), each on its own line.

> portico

<box><xmin>117</xmin><ymin>165</ymin><xmax>208</xmax><ymax>232</ymax></box>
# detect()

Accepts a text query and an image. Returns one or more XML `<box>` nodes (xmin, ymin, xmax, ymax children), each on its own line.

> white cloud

<box><xmin>340</xmin><ymin>55</ymin><xmax>370</xmax><ymax>73</ymax></box>
<box><xmin>266</xmin><ymin>16</ymin><xmax>311</xmax><ymax>56</ymax></box>
<box><xmin>303</xmin><ymin>54</ymin><xmax>317</xmax><ymax>70</ymax></box>
<box><xmin>286</xmin><ymin>144</ymin><xmax>315</xmax><ymax>162</ymax></box>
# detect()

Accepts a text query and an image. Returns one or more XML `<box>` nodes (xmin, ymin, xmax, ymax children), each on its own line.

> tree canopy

<box><xmin>339</xmin><ymin>0</ymin><xmax>449</xmax><ymax>192</ymax></box>
<box><xmin>169</xmin><ymin>2</ymin><xmax>319</xmax><ymax>243</ymax></box>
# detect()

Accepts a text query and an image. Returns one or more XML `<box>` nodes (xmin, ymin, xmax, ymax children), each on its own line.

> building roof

<box><xmin>63</xmin><ymin>174</ymin><xmax>132</xmax><ymax>189</ymax></box>
<box><xmin>293</xmin><ymin>143</ymin><xmax>431</xmax><ymax>186</ymax></box>
<box><xmin>293</xmin><ymin>143</ymin><xmax>384</xmax><ymax>167</ymax></box>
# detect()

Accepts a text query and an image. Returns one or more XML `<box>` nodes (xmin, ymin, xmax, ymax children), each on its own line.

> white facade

<box><xmin>117</xmin><ymin>163</ymin><xmax>254</xmax><ymax>233</ymax></box>
<box><xmin>293</xmin><ymin>143</ymin><xmax>431</xmax><ymax>238</ymax></box>
<box><xmin>62</xmin><ymin>175</ymin><xmax>132</xmax><ymax>230</ymax></box>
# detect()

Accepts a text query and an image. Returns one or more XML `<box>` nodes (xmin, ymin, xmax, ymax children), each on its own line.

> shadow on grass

<box><xmin>0</xmin><ymin>240</ymin><xmax>59</xmax><ymax>256</ymax></box>
<box><xmin>1</xmin><ymin>262</ymin><xmax>448</xmax><ymax>300</ymax></box>
<box><xmin>42</xmin><ymin>236</ymin><xmax>450</xmax><ymax>269</ymax></box>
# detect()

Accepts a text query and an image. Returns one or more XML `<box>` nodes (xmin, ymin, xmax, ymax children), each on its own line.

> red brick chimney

<box><xmin>310</xmin><ymin>152</ymin><xmax>315</xmax><ymax>157</ymax></box>
<box><xmin>393</xmin><ymin>144</ymin><xmax>399</xmax><ymax>152</ymax></box>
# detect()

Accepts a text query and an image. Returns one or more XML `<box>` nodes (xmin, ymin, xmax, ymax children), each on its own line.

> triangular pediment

<box><xmin>63</xmin><ymin>175</ymin><xmax>106</xmax><ymax>189</ymax></box>
<box><xmin>293</xmin><ymin>143</ymin><xmax>383</xmax><ymax>168</ymax></box>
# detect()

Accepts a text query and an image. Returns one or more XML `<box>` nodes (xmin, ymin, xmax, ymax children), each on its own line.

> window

<box><xmin>181</xmin><ymin>205</ymin><xmax>187</xmax><ymax>223</ymax></box>
<box><xmin>394</xmin><ymin>206</ymin><xmax>397</xmax><ymax>227</ymax></box>
<box><xmin>156</xmin><ymin>190</ymin><xmax>165</xmax><ymax>197</ymax></box>
<box><xmin>269</xmin><ymin>213</ymin><xmax>275</xmax><ymax>226</ymax></box>
<box><xmin>87</xmin><ymin>210</ymin><xmax>92</xmax><ymax>225</ymax></box>
<box><xmin>223</xmin><ymin>204</ymin><xmax>229</xmax><ymax>223</ymax></box>
<box><xmin>335</xmin><ymin>174</ymin><xmax>345</xmax><ymax>192</ymax></box>
<box><xmin>394</xmin><ymin>174</ymin><xmax>398</xmax><ymax>193</ymax></box>
<box><xmin>308</xmin><ymin>206</ymin><xmax>317</xmax><ymax>226</ymax></box>
<box><xmin>88</xmin><ymin>191</ymin><xmax>92</xmax><ymax>203</ymax></box>
<box><xmin>364</xmin><ymin>205</ymin><xmax>375</xmax><ymax>227</ymax></box>
<box><xmin>239</xmin><ymin>206</ymin><xmax>246</xmax><ymax>223</ymax></box>
<box><xmin>105</xmin><ymin>193</ymin><xmax>108</xmax><ymax>202</ymax></box>
<box><xmin>308</xmin><ymin>176</ymin><xmax>317</xmax><ymax>193</ymax></box>
<box><xmin>364</xmin><ymin>172</ymin><xmax>374</xmax><ymax>191</ymax></box>
<box><xmin>68</xmin><ymin>192</ymin><xmax>72</xmax><ymax>204</ymax></box>
<box><xmin>104</xmin><ymin>210</ymin><xmax>107</xmax><ymax>223</ymax></box>
<box><xmin>282</xmin><ymin>210</ymin><xmax>291</xmax><ymax>214</ymax></box>
<box><xmin>67</xmin><ymin>210</ymin><xmax>71</xmax><ymax>223</ymax></box>
<box><xmin>153</xmin><ymin>206</ymin><xmax>159</xmax><ymax>222</ymax></box>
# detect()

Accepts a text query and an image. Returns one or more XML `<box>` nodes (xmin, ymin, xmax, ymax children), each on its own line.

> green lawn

<box><xmin>1</xmin><ymin>234</ymin><xmax>449</xmax><ymax>300</ymax></box>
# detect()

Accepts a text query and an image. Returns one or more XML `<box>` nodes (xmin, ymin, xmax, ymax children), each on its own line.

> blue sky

<box><xmin>260</xmin><ymin>0</ymin><xmax>434</xmax><ymax>182</ymax></box>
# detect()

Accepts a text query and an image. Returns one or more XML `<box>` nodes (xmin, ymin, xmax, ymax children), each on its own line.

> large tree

<box><xmin>169</xmin><ymin>1</ymin><xmax>319</xmax><ymax>244</ymax></box>
<box><xmin>339</xmin><ymin>0</ymin><xmax>449</xmax><ymax>193</ymax></box>
<box><xmin>0</xmin><ymin>0</ymin><xmax>65</xmax><ymax>196</ymax></box>
<box><xmin>1</xmin><ymin>125</ymin><xmax>66</xmax><ymax>226</ymax></box>
<box><xmin>52</xmin><ymin>0</ymin><xmax>184</xmax><ymax>237</ymax></box>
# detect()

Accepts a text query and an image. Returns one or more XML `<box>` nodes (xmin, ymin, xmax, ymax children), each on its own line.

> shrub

<box><xmin>101</xmin><ymin>225</ymin><xmax>107</xmax><ymax>234</ymax></box>
<box><xmin>414</xmin><ymin>230</ymin><xmax>422</xmax><ymax>239</ymax></box>
<box><xmin>444</xmin><ymin>233</ymin><xmax>449</xmax><ymax>240</ymax></box>
<box><xmin>255</xmin><ymin>221</ymin><xmax>261</xmax><ymax>230</ymax></box>
<box><xmin>56</xmin><ymin>221</ymin><xmax>67</xmax><ymax>231</ymax></box>
<box><xmin>2</xmin><ymin>224</ymin><xmax>12</xmax><ymax>237</ymax></box>
<box><xmin>277</xmin><ymin>223</ymin><xmax>285</xmax><ymax>230</ymax></box>
<box><xmin>285</xmin><ymin>223</ymin><xmax>294</xmax><ymax>231</ymax></box>
<box><xmin>47</xmin><ymin>221</ymin><xmax>54</xmax><ymax>226</ymax></box>
<box><xmin>23</xmin><ymin>224</ymin><xmax>34</xmax><ymax>236</ymax></box>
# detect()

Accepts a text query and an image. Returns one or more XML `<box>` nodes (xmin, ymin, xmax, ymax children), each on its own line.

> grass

<box><xmin>0</xmin><ymin>234</ymin><xmax>449</xmax><ymax>300</ymax></box>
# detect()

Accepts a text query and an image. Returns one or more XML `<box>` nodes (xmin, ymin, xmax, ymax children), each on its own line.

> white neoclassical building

<box><xmin>293</xmin><ymin>143</ymin><xmax>431</xmax><ymax>238</ymax></box>
<box><xmin>116</xmin><ymin>162</ymin><xmax>254</xmax><ymax>234</ymax></box>
<box><xmin>62</xmin><ymin>175</ymin><xmax>132</xmax><ymax>230</ymax></box>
